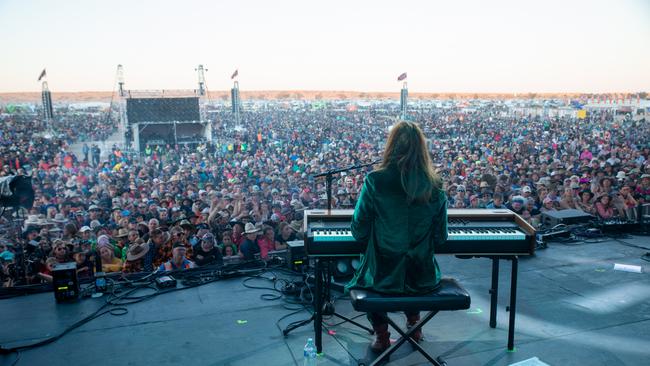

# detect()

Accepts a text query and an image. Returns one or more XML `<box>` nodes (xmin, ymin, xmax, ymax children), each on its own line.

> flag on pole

<box><xmin>37</xmin><ymin>69</ymin><xmax>46</xmax><ymax>81</ymax></box>
<box><xmin>231</xmin><ymin>69</ymin><xmax>238</xmax><ymax>79</ymax></box>
<box><xmin>397</xmin><ymin>72</ymin><xmax>407</xmax><ymax>81</ymax></box>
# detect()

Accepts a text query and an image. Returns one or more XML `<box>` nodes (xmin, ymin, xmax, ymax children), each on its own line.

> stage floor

<box><xmin>1</xmin><ymin>235</ymin><xmax>649</xmax><ymax>366</ymax></box>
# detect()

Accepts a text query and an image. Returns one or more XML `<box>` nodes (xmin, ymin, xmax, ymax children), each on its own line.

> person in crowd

<box><xmin>193</xmin><ymin>233</ymin><xmax>223</xmax><ymax>266</ymax></box>
<box><xmin>144</xmin><ymin>229</ymin><xmax>171</xmax><ymax>271</ymax></box>
<box><xmin>594</xmin><ymin>177</ymin><xmax>614</xmax><ymax>196</ymax></box>
<box><xmin>274</xmin><ymin>222</ymin><xmax>296</xmax><ymax>250</ymax></box>
<box><xmin>486</xmin><ymin>193</ymin><xmax>506</xmax><ymax>209</ymax></box>
<box><xmin>97</xmin><ymin>236</ymin><xmax>122</xmax><ymax>273</ymax></box>
<box><xmin>576</xmin><ymin>190</ymin><xmax>595</xmax><ymax>214</ymax></box>
<box><xmin>73</xmin><ymin>248</ymin><xmax>94</xmax><ymax>280</ymax></box>
<box><xmin>595</xmin><ymin>194</ymin><xmax>617</xmax><ymax>220</ymax></box>
<box><xmin>614</xmin><ymin>185</ymin><xmax>638</xmax><ymax>219</ymax></box>
<box><xmin>36</xmin><ymin>257</ymin><xmax>58</xmax><ymax>283</ymax></box>
<box><xmin>478</xmin><ymin>190</ymin><xmax>492</xmax><ymax>208</ymax></box>
<box><xmin>222</xmin><ymin>243</ymin><xmax>238</xmax><ymax>257</ymax></box>
<box><xmin>540</xmin><ymin>197</ymin><xmax>557</xmax><ymax>213</ymax></box>
<box><xmin>453</xmin><ymin>185</ymin><xmax>468</xmax><ymax>208</ymax></box>
<box><xmin>467</xmin><ymin>194</ymin><xmax>480</xmax><ymax>208</ymax></box>
<box><xmin>635</xmin><ymin>174</ymin><xmax>650</xmax><ymax>203</ymax></box>
<box><xmin>239</xmin><ymin>223</ymin><xmax>261</xmax><ymax>260</ymax></box>
<box><xmin>122</xmin><ymin>239</ymin><xmax>149</xmax><ymax>273</ymax></box>
<box><xmin>507</xmin><ymin>195</ymin><xmax>526</xmax><ymax>215</ymax></box>
<box><xmin>559</xmin><ymin>187</ymin><xmax>578</xmax><ymax>210</ymax></box>
<box><xmin>257</xmin><ymin>225</ymin><xmax>277</xmax><ymax>259</ymax></box>
<box><xmin>159</xmin><ymin>242</ymin><xmax>195</xmax><ymax>271</ymax></box>
<box><xmin>51</xmin><ymin>241</ymin><xmax>70</xmax><ymax>264</ymax></box>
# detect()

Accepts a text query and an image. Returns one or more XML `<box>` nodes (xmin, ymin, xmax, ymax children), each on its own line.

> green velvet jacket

<box><xmin>345</xmin><ymin>166</ymin><xmax>447</xmax><ymax>295</ymax></box>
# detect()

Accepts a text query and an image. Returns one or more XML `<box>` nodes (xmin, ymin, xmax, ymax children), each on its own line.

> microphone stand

<box><xmin>283</xmin><ymin>159</ymin><xmax>381</xmax><ymax>352</ymax></box>
<box><xmin>313</xmin><ymin>159</ymin><xmax>381</xmax><ymax>211</ymax></box>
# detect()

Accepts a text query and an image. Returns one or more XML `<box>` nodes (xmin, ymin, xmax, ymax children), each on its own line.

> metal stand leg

<box><xmin>369</xmin><ymin>312</ymin><xmax>443</xmax><ymax>366</ymax></box>
<box><xmin>489</xmin><ymin>258</ymin><xmax>499</xmax><ymax>328</ymax></box>
<box><xmin>285</xmin><ymin>257</ymin><xmax>373</xmax><ymax>353</ymax></box>
<box><xmin>507</xmin><ymin>256</ymin><xmax>518</xmax><ymax>351</ymax></box>
<box><xmin>331</xmin><ymin>313</ymin><xmax>374</xmax><ymax>334</ymax></box>
<box><xmin>314</xmin><ymin>259</ymin><xmax>323</xmax><ymax>353</ymax></box>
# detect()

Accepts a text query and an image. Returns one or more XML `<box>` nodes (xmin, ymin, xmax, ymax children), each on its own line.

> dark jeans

<box><xmin>368</xmin><ymin>311</ymin><xmax>420</xmax><ymax>327</ymax></box>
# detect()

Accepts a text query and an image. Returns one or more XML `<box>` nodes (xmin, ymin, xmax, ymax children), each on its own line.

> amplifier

<box><xmin>52</xmin><ymin>262</ymin><xmax>80</xmax><ymax>302</ymax></box>
<box><xmin>542</xmin><ymin>209</ymin><xmax>593</xmax><ymax>227</ymax></box>
<box><xmin>287</xmin><ymin>240</ymin><xmax>307</xmax><ymax>272</ymax></box>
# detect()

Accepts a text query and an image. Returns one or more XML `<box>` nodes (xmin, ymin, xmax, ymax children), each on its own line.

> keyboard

<box><xmin>304</xmin><ymin>209</ymin><xmax>536</xmax><ymax>256</ymax></box>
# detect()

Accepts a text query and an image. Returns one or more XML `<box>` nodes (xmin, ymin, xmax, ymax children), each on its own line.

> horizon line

<box><xmin>0</xmin><ymin>89</ymin><xmax>647</xmax><ymax>95</ymax></box>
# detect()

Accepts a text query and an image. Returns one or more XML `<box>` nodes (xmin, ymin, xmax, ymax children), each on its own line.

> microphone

<box><xmin>313</xmin><ymin>159</ymin><xmax>382</xmax><ymax>178</ymax></box>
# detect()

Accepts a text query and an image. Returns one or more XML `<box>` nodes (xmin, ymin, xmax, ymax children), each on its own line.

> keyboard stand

<box><xmin>313</xmin><ymin>257</ymin><xmax>374</xmax><ymax>353</ymax></box>
<box><xmin>485</xmin><ymin>255</ymin><xmax>519</xmax><ymax>351</ymax></box>
<box><xmin>283</xmin><ymin>257</ymin><xmax>374</xmax><ymax>353</ymax></box>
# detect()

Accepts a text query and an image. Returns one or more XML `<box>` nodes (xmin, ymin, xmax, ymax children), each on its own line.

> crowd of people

<box><xmin>1</xmin><ymin>100</ymin><xmax>649</xmax><ymax>287</ymax></box>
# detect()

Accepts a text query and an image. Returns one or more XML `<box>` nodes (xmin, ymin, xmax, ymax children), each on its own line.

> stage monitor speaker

<box><xmin>333</xmin><ymin>256</ymin><xmax>361</xmax><ymax>280</ymax></box>
<box><xmin>287</xmin><ymin>240</ymin><xmax>307</xmax><ymax>272</ymax></box>
<box><xmin>53</xmin><ymin>262</ymin><xmax>80</xmax><ymax>302</ymax></box>
<box><xmin>328</xmin><ymin>257</ymin><xmax>361</xmax><ymax>293</ymax></box>
<box><xmin>542</xmin><ymin>209</ymin><xmax>593</xmax><ymax>227</ymax></box>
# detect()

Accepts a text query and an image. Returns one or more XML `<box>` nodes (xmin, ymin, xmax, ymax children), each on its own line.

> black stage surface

<box><xmin>1</xmin><ymin>235</ymin><xmax>649</xmax><ymax>366</ymax></box>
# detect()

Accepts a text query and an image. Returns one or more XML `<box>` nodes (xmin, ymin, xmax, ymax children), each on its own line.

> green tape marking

<box><xmin>467</xmin><ymin>308</ymin><xmax>483</xmax><ymax>314</ymax></box>
<box><xmin>236</xmin><ymin>320</ymin><xmax>248</xmax><ymax>325</ymax></box>
<box><xmin>595</xmin><ymin>268</ymin><xmax>606</xmax><ymax>272</ymax></box>
<box><xmin>507</xmin><ymin>347</ymin><xmax>517</xmax><ymax>353</ymax></box>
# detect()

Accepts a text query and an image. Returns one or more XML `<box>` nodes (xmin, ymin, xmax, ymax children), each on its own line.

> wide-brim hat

<box><xmin>288</xmin><ymin>221</ymin><xmax>302</xmax><ymax>233</ymax></box>
<box><xmin>126</xmin><ymin>242</ymin><xmax>149</xmax><ymax>261</ymax></box>
<box><xmin>23</xmin><ymin>215</ymin><xmax>42</xmax><ymax>226</ymax></box>
<box><xmin>291</xmin><ymin>200</ymin><xmax>306</xmax><ymax>211</ymax></box>
<box><xmin>243</xmin><ymin>222</ymin><xmax>261</xmax><ymax>234</ymax></box>
<box><xmin>179</xmin><ymin>219</ymin><xmax>193</xmax><ymax>229</ymax></box>
<box><xmin>115</xmin><ymin>228</ymin><xmax>129</xmax><ymax>238</ymax></box>
<box><xmin>51</xmin><ymin>214</ymin><xmax>68</xmax><ymax>224</ymax></box>
<box><xmin>39</xmin><ymin>218</ymin><xmax>54</xmax><ymax>226</ymax></box>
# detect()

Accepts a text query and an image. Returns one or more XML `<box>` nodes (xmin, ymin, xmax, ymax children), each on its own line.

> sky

<box><xmin>0</xmin><ymin>0</ymin><xmax>649</xmax><ymax>93</ymax></box>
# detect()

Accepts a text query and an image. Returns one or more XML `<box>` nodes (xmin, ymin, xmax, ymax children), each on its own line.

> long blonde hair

<box><xmin>379</xmin><ymin>121</ymin><xmax>441</xmax><ymax>204</ymax></box>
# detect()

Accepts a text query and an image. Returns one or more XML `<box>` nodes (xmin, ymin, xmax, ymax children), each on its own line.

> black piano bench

<box><xmin>350</xmin><ymin>278</ymin><xmax>471</xmax><ymax>366</ymax></box>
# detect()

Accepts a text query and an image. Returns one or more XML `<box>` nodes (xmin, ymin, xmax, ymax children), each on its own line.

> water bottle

<box><xmin>303</xmin><ymin>337</ymin><xmax>317</xmax><ymax>366</ymax></box>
